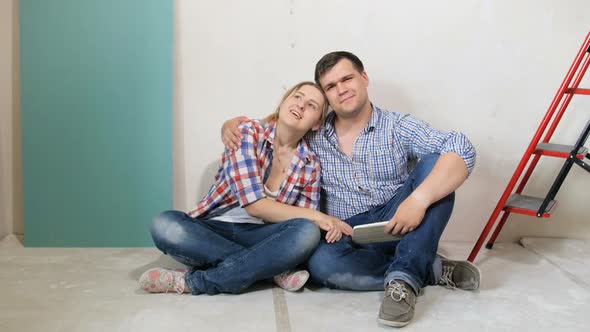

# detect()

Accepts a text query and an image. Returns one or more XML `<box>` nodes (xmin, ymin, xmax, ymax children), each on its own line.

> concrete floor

<box><xmin>1</xmin><ymin>234</ymin><xmax>589</xmax><ymax>331</ymax></box>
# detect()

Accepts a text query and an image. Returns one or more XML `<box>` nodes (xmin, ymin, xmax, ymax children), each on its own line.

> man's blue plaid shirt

<box><xmin>305</xmin><ymin>105</ymin><xmax>476</xmax><ymax>220</ymax></box>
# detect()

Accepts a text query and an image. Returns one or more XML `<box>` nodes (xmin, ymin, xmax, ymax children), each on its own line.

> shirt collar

<box><xmin>264</xmin><ymin>119</ymin><xmax>313</xmax><ymax>164</ymax></box>
<box><xmin>263</xmin><ymin>119</ymin><xmax>277</xmax><ymax>146</ymax></box>
<box><xmin>365</xmin><ymin>104</ymin><xmax>380</xmax><ymax>133</ymax></box>
<box><xmin>323</xmin><ymin>103</ymin><xmax>380</xmax><ymax>138</ymax></box>
<box><xmin>324</xmin><ymin>111</ymin><xmax>337</xmax><ymax>138</ymax></box>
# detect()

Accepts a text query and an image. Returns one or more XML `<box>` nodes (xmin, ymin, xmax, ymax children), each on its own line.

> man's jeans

<box><xmin>150</xmin><ymin>210</ymin><xmax>321</xmax><ymax>295</ymax></box>
<box><xmin>307</xmin><ymin>153</ymin><xmax>452</xmax><ymax>294</ymax></box>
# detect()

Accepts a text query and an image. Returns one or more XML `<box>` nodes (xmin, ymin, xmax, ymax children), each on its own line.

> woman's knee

<box><xmin>150</xmin><ymin>210</ymin><xmax>187</xmax><ymax>247</ymax></box>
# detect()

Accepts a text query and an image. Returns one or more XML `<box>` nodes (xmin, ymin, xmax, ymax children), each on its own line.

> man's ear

<box><xmin>362</xmin><ymin>71</ymin><xmax>369</xmax><ymax>87</ymax></box>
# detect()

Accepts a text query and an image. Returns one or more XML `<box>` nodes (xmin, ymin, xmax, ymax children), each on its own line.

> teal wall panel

<box><xmin>20</xmin><ymin>0</ymin><xmax>173</xmax><ymax>246</ymax></box>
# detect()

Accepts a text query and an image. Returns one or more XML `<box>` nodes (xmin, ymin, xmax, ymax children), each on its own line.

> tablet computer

<box><xmin>352</xmin><ymin>221</ymin><xmax>404</xmax><ymax>244</ymax></box>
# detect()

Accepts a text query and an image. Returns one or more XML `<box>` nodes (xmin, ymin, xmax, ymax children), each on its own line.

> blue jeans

<box><xmin>307</xmin><ymin>154</ymin><xmax>452</xmax><ymax>294</ymax></box>
<box><xmin>150</xmin><ymin>210</ymin><xmax>321</xmax><ymax>295</ymax></box>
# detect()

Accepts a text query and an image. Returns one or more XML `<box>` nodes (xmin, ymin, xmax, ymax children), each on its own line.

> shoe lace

<box><xmin>438</xmin><ymin>265</ymin><xmax>457</xmax><ymax>290</ymax></box>
<box><xmin>163</xmin><ymin>271</ymin><xmax>185</xmax><ymax>294</ymax></box>
<box><xmin>387</xmin><ymin>280</ymin><xmax>408</xmax><ymax>302</ymax></box>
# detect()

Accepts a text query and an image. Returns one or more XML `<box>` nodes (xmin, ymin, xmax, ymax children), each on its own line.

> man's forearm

<box><xmin>410</xmin><ymin>152</ymin><xmax>469</xmax><ymax>207</ymax></box>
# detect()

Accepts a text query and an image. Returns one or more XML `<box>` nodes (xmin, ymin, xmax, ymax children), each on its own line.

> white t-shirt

<box><xmin>210</xmin><ymin>185</ymin><xmax>279</xmax><ymax>224</ymax></box>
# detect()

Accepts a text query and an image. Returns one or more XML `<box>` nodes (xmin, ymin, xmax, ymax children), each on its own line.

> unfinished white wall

<box><xmin>5</xmin><ymin>1</ymin><xmax>588</xmax><ymax>244</ymax></box>
<box><xmin>0</xmin><ymin>0</ymin><xmax>21</xmax><ymax>241</ymax></box>
<box><xmin>174</xmin><ymin>0</ymin><xmax>590</xmax><ymax>243</ymax></box>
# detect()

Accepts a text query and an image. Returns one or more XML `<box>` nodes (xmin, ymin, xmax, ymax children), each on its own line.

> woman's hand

<box><xmin>221</xmin><ymin>116</ymin><xmax>248</xmax><ymax>151</ymax></box>
<box><xmin>314</xmin><ymin>214</ymin><xmax>353</xmax><ymax>243</ymax></box>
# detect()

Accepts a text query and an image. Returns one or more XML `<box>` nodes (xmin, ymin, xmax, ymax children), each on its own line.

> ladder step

<box><xmin>534</xmin><ymin>143</ymin><xmax>588</xmax><ymax>159</ymax></box>
<box><xmin>565</xmin><ymin>88</ymin><xmax>590</xmax><ymax>95</ymax></box>
<box><xmin>503</xmin><ymin>194</ymin><xmax>557</xmax><ymax>217</ymax></box>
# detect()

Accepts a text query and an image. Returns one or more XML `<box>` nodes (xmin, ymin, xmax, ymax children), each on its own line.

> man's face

<box><xmin>319</xmin><ymin>59</ymin><xmax>370</xmax><ymax>119</ymax></box>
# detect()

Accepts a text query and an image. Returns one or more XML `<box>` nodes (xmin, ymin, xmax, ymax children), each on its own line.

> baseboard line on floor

<box><xmin>272</xmin><ymin>287</ymin><xmax>292</xmax><ymax>332</ymax></box>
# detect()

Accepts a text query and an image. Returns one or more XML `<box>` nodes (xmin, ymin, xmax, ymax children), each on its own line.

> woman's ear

<box><xmin>311</xmin><ymin>121</ymin><xmax>322</xmax><ymax>132</ymax></box>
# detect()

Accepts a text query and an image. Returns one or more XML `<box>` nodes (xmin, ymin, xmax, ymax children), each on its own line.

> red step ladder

<box><xmin>468</xmin><ymin>32</ymin><xmax>590</xmax><ymax>262</ymax></box>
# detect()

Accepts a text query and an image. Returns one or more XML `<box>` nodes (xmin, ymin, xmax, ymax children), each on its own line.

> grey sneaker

<box><xmin>438</xmin><ymin>258</ymin><xmax>481</xmax><ymax>290</ymax></box>
<box><xmin>378</xmin><ymin>280</ymin><xmax>416</xmax><ymax>327</ymax></box>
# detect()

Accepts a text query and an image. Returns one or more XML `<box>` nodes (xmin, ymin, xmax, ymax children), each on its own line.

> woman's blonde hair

<box><xmin>262</xmin><ymin>81</ymin><xmax>329</xmax><ymax>126</ymax></box>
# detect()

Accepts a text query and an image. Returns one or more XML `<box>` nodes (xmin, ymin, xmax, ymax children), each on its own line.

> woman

<box><xmin>139</xmin><ymin>81</ymin><xmax>352</xmax><ymax>295</ymax></box>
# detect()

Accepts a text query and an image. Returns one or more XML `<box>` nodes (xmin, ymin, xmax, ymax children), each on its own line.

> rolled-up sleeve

<box><xmin>399</xmin><ymin>114</ymin><xmax>477</xmax><ymax>175</ymax></box>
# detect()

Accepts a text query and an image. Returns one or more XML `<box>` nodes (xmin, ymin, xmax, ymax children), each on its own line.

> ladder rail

<box><xmin>514</xmin><ymin>51</ymin><xmax>590</xmax><ymax>194</ymax></box>
<box><xmin>573</xmin><ymin>157</ymin><xmax>590</xmax><ymax>173</ymax></box>
<box><xmin>512</xmin><ymin>41</ymin><xmax>590</xmax><ymax>207</ymax></box>
<box><xmin>542</xmin><ymin>51</ymin><xmax>590</xmax><ymax>144</ymax></box>
<box><xmin>485</xmin><ymin>210</ymin><xmax>511</xmax><ymax>249</ymax></box>
<box><xmin>524</xmin><ymin>52</ymin><xmax>590</xmax><ymax>216</ymax></box>
<box><xmin>511</xmin><ymin>33</ymin><xmax>590</xmax><ymax>197</ymax></box>
<box><xmin>515</xmin><ymin>155</ymin><xmax>542</xmax><ymax>193</ymax></box>
<box><xmin>535</xmin><ymin>56</ymin><xmax>590</xmax><ymax>215</ymax></box>
<box><xmin>468</xmin><ymin>32</ymin><xmax>590</xmax><ymax>262</ymax></box>
<box><xmin>537</xmin><ymin>159</ymin><xmax>575</xmax><ymax>216</ymax></box>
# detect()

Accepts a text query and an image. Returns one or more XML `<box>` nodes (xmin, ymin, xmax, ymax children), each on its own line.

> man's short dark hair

<box><xmin>314</xmin><ymin>51</ymin><xmax>365</xmax><ymax>86</ymax></box>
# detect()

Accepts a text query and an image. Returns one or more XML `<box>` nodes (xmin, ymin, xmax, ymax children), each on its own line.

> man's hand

<box><xmin>314</xmin><ymin>214</ymin><xmax>353</xmax><ymax>243</ymax></box>
<box><xmin>221</xmin><ymin>116</ymin><xmax>248</xmax><ymax>151</ymax></box>
<box><xmin>384</xmin><ymin>194</ymin><xmax>429</xmax><ymax>235</ymax></box>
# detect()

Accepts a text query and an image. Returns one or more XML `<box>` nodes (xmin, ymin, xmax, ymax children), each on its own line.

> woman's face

<box><xmin>278</xmin><ymin>84</ymin><xmax>325</xmax><ymax>132</ymax></box>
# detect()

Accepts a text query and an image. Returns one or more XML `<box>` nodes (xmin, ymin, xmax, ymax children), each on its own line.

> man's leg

<box><xmin>363</xmin><ymin>154</ymin><xmax>453</xmax><ymax>292</ymax></box>
<box><xmin>308</xmin><ymin>154</ymin><xmax>478</xmax><ymax>326</ymax></box>
<box><xmin>306</xmin><ymin>197</ymin><xmax>436</xmax><ymax>292</ymax></box>
<box><xmin>376</xmin><ymin>154</ymin><xmax>481</xmax><ymax>293</ymax></box>
<box><xmin>374</xmin><ymin>154</ymin><xmax>479</xmax><ymax>327</ymax></box>
<box><xmin>307</xmin><ymin>154</ymin><xmax>448</xmax><ymax>291</ymax></box>
<box><xmin>307</xmin><ymin>192</ymin><xmax>409</xmax><ymax>290</ymax></box>
<box><xmin>307</xmin><ymin>237</ymin><xmax>394</xmax><ymax>290</ymax></box>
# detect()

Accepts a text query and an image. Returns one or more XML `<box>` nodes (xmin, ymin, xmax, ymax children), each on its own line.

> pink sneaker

<box><xmin>273</xmin><ymin>270</ymin><xmax>310</xmax><ymax>292</ymax></box>
<box><xmin>139</xmin><ymin>268</ymin><xmax>187</xmax><ymax>294</ymax></box>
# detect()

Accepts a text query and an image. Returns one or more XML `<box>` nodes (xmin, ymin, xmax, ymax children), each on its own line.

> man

<box><xmin>222</xmin><ymin>51</ymin><xmax>479</xmax><ymax>327</ymax></box>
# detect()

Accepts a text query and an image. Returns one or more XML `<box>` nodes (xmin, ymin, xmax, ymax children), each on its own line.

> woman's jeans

<box><xmin>307</xmin><ymin>153</ymin><xmax>453</xmax><ymax>294</ymax></box>
<box><xmin>150</xmin><ymin>211</ymin><xmax>320</xmax><ymax>295</ymax></box>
